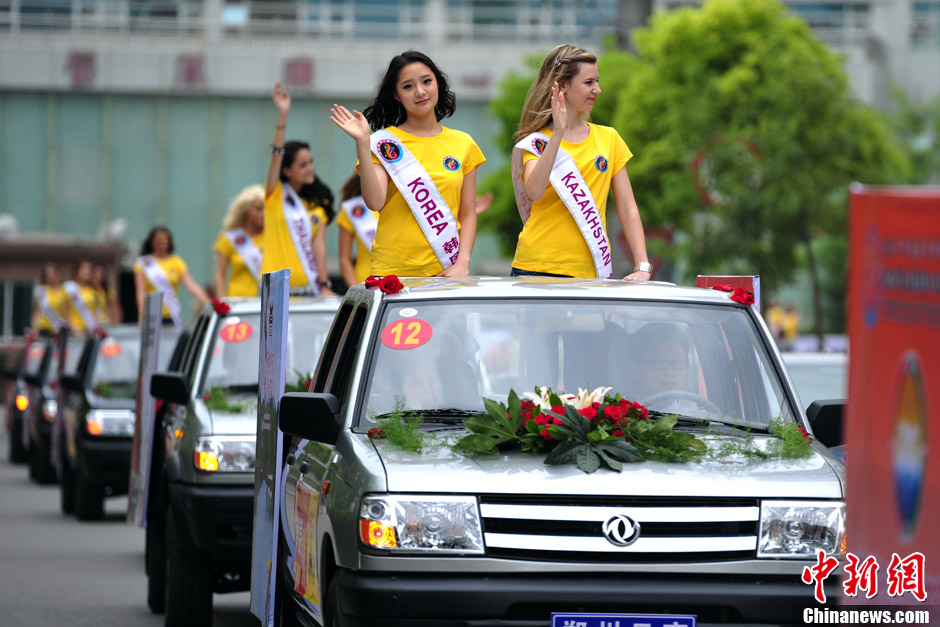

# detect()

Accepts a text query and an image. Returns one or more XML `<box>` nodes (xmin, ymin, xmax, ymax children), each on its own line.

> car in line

<box><xmin>3</xmin><ymin>337</ymin><xmax>43</xmax><ymax>464</ymax></box>
<box><xmin>58</xmin><ymin>325</ymin><xmax>181</xmax><ymax>520</ymax></box>
<box><xmin>272</xmin><ymin>277</ymin><xmax>846</xmax><ymax>627</ymax></box>
<box><xmin>147</xmin><ymin>297</ymin><xmax>339</xmax><ymax>627</ymax></box>
<box><xmin>24</xmin><ymin>333</ymin><xmax>83</xmax><ymax>484</ymax></box>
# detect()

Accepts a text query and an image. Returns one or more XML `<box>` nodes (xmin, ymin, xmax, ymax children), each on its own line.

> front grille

<box><xmin>479</xmin><ymin>494</ymin><xmax>760</xmax><ymax>563</ymax></box>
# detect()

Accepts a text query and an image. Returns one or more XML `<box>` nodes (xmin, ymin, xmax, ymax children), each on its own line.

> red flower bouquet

<box><xmin>731</xmin><ymin>288</ymin><xmax>755</xmax><ymax>305</ymax></box>
<box><xmin>212</xmin><ymin>298</ymin><xmax>231</xmax><ymax>316</ymax></box>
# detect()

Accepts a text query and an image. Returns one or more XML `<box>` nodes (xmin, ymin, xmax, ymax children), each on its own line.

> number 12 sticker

<box><xmin>380</xmin><ymin>318</ymin><xmax>433</xmax><ymax>350</ymax></box>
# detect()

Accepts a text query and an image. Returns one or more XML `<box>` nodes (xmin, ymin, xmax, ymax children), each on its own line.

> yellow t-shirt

<box><xmin>261</xmin><ymin>181</ymin><xmax>329</xmax><ymax>289</ymax></box>
<box><xmin>361</xmin><ymin>126</ymin><xmax>486</xmax><ymax>277</ymax></box>
<box><xmin>215</xmin><ymin>231</ymin><xmax>263</xmax><ymax>297</ymax></box>
<box><xmin>94</xmin><ymin>287</ymin><xmax>117</xmax><ymax>324</ymax></box>
<box><xmin>133</xmin><ymin>254</ymin><xmax>187</xmax><ymax>320</ymax></box>
<box><xmin>36</xmin><ymin>285</ymin><xmax>69</xmax><ymax>334</ymax></box>
<box><xmin>512</xmin><ymin>123</ymin><xmax>632</xmax><ymax>277</ymax></box>
<box><xmin>335</xmin><ymin>207</ymin><xmax>378</xmax><ymax>284</ymax></box>
<box><xmin>68</xmin><ymin>285</ymin><xmax>101</xmax><ymax>333</ymax></box>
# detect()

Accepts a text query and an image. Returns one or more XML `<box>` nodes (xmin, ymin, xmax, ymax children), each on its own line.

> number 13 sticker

<box><xmin>380</xmin><ymin>318</ymin><xmax>433</xmax><ymax>350</ymax></box>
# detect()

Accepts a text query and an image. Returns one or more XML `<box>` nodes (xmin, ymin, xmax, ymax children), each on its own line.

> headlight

<box><xmin>194</xmin><ymin>436</ymin><xmax>255</xmax><ymax>472</ymax></box>
<box><xmin>86</xmin><ymin>409</ymin><xmax>136</xmax><ymax>436</ymax></box>
<box><xmin>42</xmin><ymin>399</ymin><xmax>58</xmax><ymax>422</ymax></box>
<box><xmin>759</xmin><ymin>500</ymin><xmax>845</xmax><ymax>558</ymax></box>
<box><xmin>15</xmin><ymin>394</ymin><xmax>29</xmax><ymax>411</ymax></box>
<box><xmin>359</xmin><ymin>494</ymin><xmax>484</xmax><ymax>554</ymax></box>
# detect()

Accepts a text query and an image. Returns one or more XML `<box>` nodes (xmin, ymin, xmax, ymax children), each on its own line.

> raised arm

<box><xmin>523</xmin><ymin>83</ymin><xmax>572</xmax><ymax>202</ymax></box>
<box><xmin>611</xmin><ymin>167</ymin><xmax>651</xmax><ymax>282</ymax></box>
<box><xmin>329</xmin><ymin>105</ymin><xmax>389</xmax><ymax>213</ymax></box>
<box><xmin>180</xmin><ymin>271</ymin><xmax>211</xmax><ymax>306</ymax></box>
<box><xmin>266</xmin><ymin>83</ymin><xmax>291</xmax><ymax>198</ymax></box>
<box><xmin>338</xmin><ymin>228</ymin><xmax>358</xmax><ymax>287</ymax></box>
<box><xmin>214</xmin><ymin>251</ymin><xmax>229</xmax><ymax>298</ymax></box>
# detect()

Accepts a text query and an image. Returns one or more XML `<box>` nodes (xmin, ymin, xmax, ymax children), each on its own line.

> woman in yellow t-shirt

<box><xmin>134</xmin><ymin>226</ymin><xmax>209</xmax><ymax>325</ymax></box>
<box><xmin>30</xmin><ymin>263</ymin><xmax>69</xmax><ymax>336</ymax></box>
<box><xmin>335</xmin><ymin>171</ymin><xmax>379</xmax><ymax>287</ymax></box>
<box><xmin>64</xmin><ymin>260</ymin><xmax>102</xmax><ymax>334</ymax></box>
<box><xmin>91</xmin><ymin>263</ymin><xmax>121</xmax><ymax>325</ymax></box>
<box><xmin>511</xmin><ymin>44</ymin><xmax>651</xmax><ymax>280</ymax></box>
<box><xmin>263</xmin><ymin>83</ymin><xmax>335</xmax><ymax>296</ymax></box>
<box><xmin>214</xmin><ymin>184</ymin><xmax>265</xmax><ymax>298</ymax></box>
<box><xmin>330</xmin><ymin>50</ymin><xmax>485</xmax><ymax>277</ymax></box>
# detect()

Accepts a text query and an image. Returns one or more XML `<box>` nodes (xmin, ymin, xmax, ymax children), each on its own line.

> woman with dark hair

<box><xmin>91</xmin><ymin>263</ymin><xmax>121</xmax><ymax>324</ymax></box>
<box><xmin>330</xmin><ymin>50</ymin><xmax>485</xmax><ymax>277</ymax></box>
<box><xmin>510</xmin><ymin>44</ymin><xmax>650</xmax><ymax>280</ymax></box>
<box><xmin>262</xmin><ymin>83</ymin><xmax>335</xmax><ymax>296</ymax></box>
<box><xmin>335</xmin><ymin>171</ymin><xmax>379</xmax><ymax>287</ymax></box>
<box><xmin>30</xmin><ymin>263</ymin><xmax>69</xmax><ymax>336</ymax></box>
<box><xmin>134</xmin><ymin>226</ymin><xmax>209</xmax><ymax>325</ymax></box>
<box><xmin>63</xmin><ymin>259</ymin><xmax>100</xmax><ymax>334</ymax></box>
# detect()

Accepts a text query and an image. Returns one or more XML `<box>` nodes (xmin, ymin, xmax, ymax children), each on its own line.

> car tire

<box><xmin>146</xmin><ymin>513</ymin><xmax>166</xmax><ymax>614</ymax></box>
<box><xmin>60</xmin><ymin>462</ymin><xmax>76</xmax><ymax>514</ymax></box>
<box><xmin>75</xmin><ymin>473</ymin><xmax>104</xmax><ymax>521</ymax></box>
<box><xmin>27</xmin><ymin>438</ymin><xmax>40</xmax><ymax>481</ymax></box>
<box><xmin>35</xmin><ymin>445</ymin><xmax>57</xmax><ymax>485</ymax></box>
<box><xmin>164</xmin><ymin>508</ymin><xmax>213</xmax><ymax>627</ymax></box>
<box><xmin>322</xmin><ymin>574</ymin><xmax>342</xmax><ymax>627</ymax></box>
<box><xmin>9</xmin><ymin>418</ymin><xmax>28</xmax><ymax>464</ymax></box>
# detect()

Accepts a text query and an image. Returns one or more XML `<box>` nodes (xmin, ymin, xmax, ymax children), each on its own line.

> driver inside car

<box><xmin>628</xmin><ymin>322</ymin><xmax>703</xmax><ymax>415</ymax></box>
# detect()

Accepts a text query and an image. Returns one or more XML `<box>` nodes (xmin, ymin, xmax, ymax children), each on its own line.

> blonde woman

<box><xmin>214</xmin><ymin>185</ymin><xmax>265</xmax><ymax>297</ymax></box>
<box><xmin>510</xmin><ymin>44</ymin><xmax>651</xmax><ymax>280</ymax></box>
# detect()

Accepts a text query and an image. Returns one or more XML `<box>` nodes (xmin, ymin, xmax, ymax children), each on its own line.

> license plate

<box><xmin>551</xmin><ymin>613</ymin><xmax>697</xmax><ymax>627</ymax></box>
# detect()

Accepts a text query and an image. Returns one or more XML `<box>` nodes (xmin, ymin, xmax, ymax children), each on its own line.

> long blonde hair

<box><xmin>514</xmin><ymin>44</ymin><xmax>597</xmax><ymax>142</ymax></box>
<box><xmin>221</xmin><ymin>184</ymin><xmax>264</xmax><ymax>233</ymax></box>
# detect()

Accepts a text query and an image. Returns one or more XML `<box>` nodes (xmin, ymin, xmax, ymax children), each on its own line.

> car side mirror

<box><xmin>60</xmin><ymin>374</ymin><xmax>84</xmax><ymax>393</ymax></box>
<box><xmin>23</xmin><ymin>373</ymin><xmax>42</xmax><ymax>387</ymax></box>
<box><xmin>279</xmin><ymin>392</ymin><xmax>342</xmax><ymax>445</ymax></box>
<box><xmin>807</xmin><ymin>399</ymin><xmax>843</xmax><ymax>448</ymax></box>
<box><xmin>150</xmin><ymin>372</ymin><xmax>191</xmax><ymax>405</ymax></box>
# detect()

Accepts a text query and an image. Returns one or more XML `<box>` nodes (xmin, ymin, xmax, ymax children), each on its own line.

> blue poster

<box><xmin>250</xmin><ymin>269</ymin><xmax>290</xmax><ymax>626</ymax></box>
<box><xmin>126</xmin><ymin>292</ymin><xmax>163</xmax><ymax>527</ymax></box>
<box><xmin>552</xmin><ymin>614</ymin><xmax>697</xmax><ymax>627</ymax></box>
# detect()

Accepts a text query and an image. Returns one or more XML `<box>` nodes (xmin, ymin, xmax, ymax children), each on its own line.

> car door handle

<box><xmin>286</xmin><ymin>453</ymin><xmax>294</xmax><ymax>466</ymax></box>
<box><xmin>298</xmin><ymin>461</ymin><xmax>309</xmax><ymax>474</ymax></box>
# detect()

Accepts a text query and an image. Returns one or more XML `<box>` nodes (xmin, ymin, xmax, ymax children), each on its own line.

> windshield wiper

<box><xmin>371</xmin><ymin>408</ymin><xmax>486</xmax><ymax>424</ymax></box>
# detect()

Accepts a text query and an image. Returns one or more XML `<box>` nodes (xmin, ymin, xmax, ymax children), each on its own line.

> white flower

<box><xmin>521</xmin><ymin>385</ymin><xmax>553</xmax><ymax>411</ymax></box>
<box><xmin>522</xmin><ymin>385</ymin><xmax>610</xmax><ymax>411</ymax></box>
<box><xmin>571</xmin><ymin>386</ymin><xmax>612</xmax><ymax>409</ymax></box>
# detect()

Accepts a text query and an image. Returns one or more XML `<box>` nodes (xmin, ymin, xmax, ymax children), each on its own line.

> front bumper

<box><xmin>328</xmin><ymin>570</ymin><xmax>839</xmax><ymax>627</ymax></box>
<box><xmin>78</xmin><ymin>437</ymin><xmax>132</xmax><ymax>494</ymax></box>
<box><xmin>167</xmin><ymin>481</ymin><xmax>254</xmax><ymax>563</ymax></box>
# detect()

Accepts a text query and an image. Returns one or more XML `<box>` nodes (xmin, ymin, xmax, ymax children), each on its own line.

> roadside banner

<box><xmin>50</xmin><ymin>326</ymin><xmax>69</xmax><ymax>472</ymax></box>
<box><xmin>250</xmin><ymin>269</ymin><xmax>290</xmax><ymax>626</ymax></box>
<box><xmin>696</xmin><ymin>275</ymin><xmax>761</xmax><ymax>312</ymax></box>
<box><xmin>127</xmin><ymin>292</ymin><xmax>164</xmax><ymax>527</ymax></box>
<box><xmin>846</xmin><ymin>185</ymin><xmax>939</xmax><ymax>605</ymax></box>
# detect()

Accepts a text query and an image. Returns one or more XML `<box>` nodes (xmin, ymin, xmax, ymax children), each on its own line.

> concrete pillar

<box><xmin>617</xmin><ymin>0</ymin><xmax>653</xmax><ymax>51</ymax></box>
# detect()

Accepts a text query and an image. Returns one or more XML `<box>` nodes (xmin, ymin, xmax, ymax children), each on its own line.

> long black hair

<box><xmin>280</xmin><ymin>140</ymin><xmax>335</xmax><ymax>223</ymax></box>
<box><xmin>141</xmin><ymin>226</ymin><xmax>175</xmax><ymax>255</ymax></box>
<box><xmin>362</xmin><ymin>50</ymin><xmax>457</xmax><ymax>132</ymax></box>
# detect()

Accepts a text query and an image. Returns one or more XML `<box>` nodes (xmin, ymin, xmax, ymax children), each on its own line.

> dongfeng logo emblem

<box><xmin>602</xmin><ymin>514</ymin><xmax>640</xmax><ymax>547</ymax></box>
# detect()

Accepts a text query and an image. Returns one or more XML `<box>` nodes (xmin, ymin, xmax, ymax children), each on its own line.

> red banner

<box><xmin>846</xmin><ymin>185</ymin><xmax>940</xmax><ymax>605</ymax></box>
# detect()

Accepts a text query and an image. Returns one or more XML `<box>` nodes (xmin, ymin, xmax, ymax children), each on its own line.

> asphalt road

<box><xmin>0</xmin><ymin>414</ymin><xmax>257</xmax><ymax>627</ymax></box>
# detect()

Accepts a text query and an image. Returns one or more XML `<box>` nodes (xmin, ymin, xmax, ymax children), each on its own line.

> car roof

<box><xmin>212</xmin><ymin>296</ymin><xmax>343</xmax><ymax>316</ymax></box>
<box><xmin>347</xmin><ymin>276</ymin><xmax>742</xmax><ymax>306</ymax></box>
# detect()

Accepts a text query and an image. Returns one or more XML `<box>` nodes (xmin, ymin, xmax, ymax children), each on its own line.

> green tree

<box><xmin>610</xmin><ymin>0</ymin><xmax>909</xmax><ymax>341</ymax></box>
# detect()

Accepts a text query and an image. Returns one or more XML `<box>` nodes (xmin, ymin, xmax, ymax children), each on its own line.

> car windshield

<box><xmin>361</xmin><ymin>299</ymin><xmax>797</xmax><ymax>430</ymax></box>
<box><xmin>203</xmin><ymin>310</ymin><xmax>334</xmax><ymax>393</ymax></box>
<box><xmin>91</xmin><ymin>333</ymin><xmax>178</xmax><ymax>398</ymax></box>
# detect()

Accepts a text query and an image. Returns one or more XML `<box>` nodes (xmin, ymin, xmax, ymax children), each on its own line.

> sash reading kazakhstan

<box><xmin>34</xmin><ymin>285</ymin><xmax>65</xmax><ymax>329</ymax></box>
<box><xmin>512</xmin><ymin>132</ymin><xmax>613</xmax><ymax>279</ymax></box>
<box><xmin>282</xmin><ymin>184</ymin><xmax>321</xmax><ymax>294</ymax></box>
<box><xmin>224</xmin><ymin>227</ymin><xmax>263</xmax><ymax>283</ymax></box>
<box><xmin>138</xmin><ymin>255</ymin><xmax>182</xmax><ymax>326</ymax></box>
<box><xmin>341</xmin><ymin>195</ymin><xmax>377</xmax><ymax>253</ymax></box>
<box><xmin>63</xmin><ymin>280</ymin><xmax>99</xmax><ymax>332</ymax></box>
<box><xmin>371</xmin><ymin>129</ymin><xmax>460</xmax><ymax>270</ymax></box>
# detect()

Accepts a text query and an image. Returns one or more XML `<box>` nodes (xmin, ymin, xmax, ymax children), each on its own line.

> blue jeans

<box><xmin>510</xmin><ymin>267</ymin><xmax>572</xmax><ymax>278</ymax></box>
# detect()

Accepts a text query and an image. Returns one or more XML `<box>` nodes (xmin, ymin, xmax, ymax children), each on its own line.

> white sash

<box><xmin>512</xmin><ymin>132</ymin><xmax>613</xmax><ymax>279</ymax></box>
<box><xmin>281</xmin><ymin>184</ymin><xmax>321</xmax><ymax>295</ymax></box>
<box><xmin>224</xmin><ymin>227</ymin><xmax>262</xmax><ymax>284</ymax></box>
<box><xmin>371</xmin><ymin>129</ymin><xmax>460</xmax><ymax>270</ymax></box>
<box><xmin>63</xmin><ymin>281</ymin><xmax>99</xmax><ymax>332</ymax></box>
<box><xmin>137</xmin><ymin>255</ymin><xmax>182</xmax><ymax>326</ymax></box>
<box><xmin>34</xmin><ymin>285</ymin><xmax>66</xmax><ymax>329</ymax></box>
<box><xmin>341</xmin><ymin>196</ymin><xmax>378</xmax><ymax>253</ymax></box>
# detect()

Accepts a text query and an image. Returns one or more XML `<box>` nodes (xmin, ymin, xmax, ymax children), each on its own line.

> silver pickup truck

<box><xmin>274</xmin><ymin>277</ymin><xmax>845</xmax><ymax>627</ymax></box>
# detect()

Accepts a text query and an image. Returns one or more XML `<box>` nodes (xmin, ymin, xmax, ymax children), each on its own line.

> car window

<box><xmin>201</xmin><ymin>310</ymin><xmax>334</xmax><ymax>394</ymax></box>
<box><xmin>360</xmin><ymin>299</ymin><xmax>796</xmax><ymax>429</ymax></box>
<box><xmin>328</xmin><ymin>305</ymin><xmax>368</xmax><ymax>406</ymax></box>
<box><xmin>91</xmin><ymin>333</ymin><xmax>178</xmax><ymax>398</ymax></box>
<box><xmin>314</xmin><ymin>302</ymin><xmax>353</xmax><ymax>393</ymax></box>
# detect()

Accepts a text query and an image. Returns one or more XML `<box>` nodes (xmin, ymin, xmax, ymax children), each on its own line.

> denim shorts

<box><xmin>510</xmin><ymin>267</ymin><xmax>573</xmax><ymax>278</ymax></box>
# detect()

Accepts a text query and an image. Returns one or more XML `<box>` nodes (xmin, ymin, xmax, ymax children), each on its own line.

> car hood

<box><xmin>207</xmin><ymin>398</ymin><xmax>258</xmax><ymax>436</ymax></box>
<box><xmin>372</xmin><ymin>433</ymin><xmax>844</xmax><ymax>498</ymax></box>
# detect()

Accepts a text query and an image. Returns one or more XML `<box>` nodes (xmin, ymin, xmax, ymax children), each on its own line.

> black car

<box><xmin>3</xmin><ymin>338</ymin><xmax>43</xmax><ymax>464</ymax></box>
<box><xmin>59</xmin><ymin>325</ymin><xmax>180</xmax><ymax>520</ymax></box>
<box><xmin>24</xmin><ymin>334</ymin><xmax>82</xmax><ymax>484</ymax></box>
